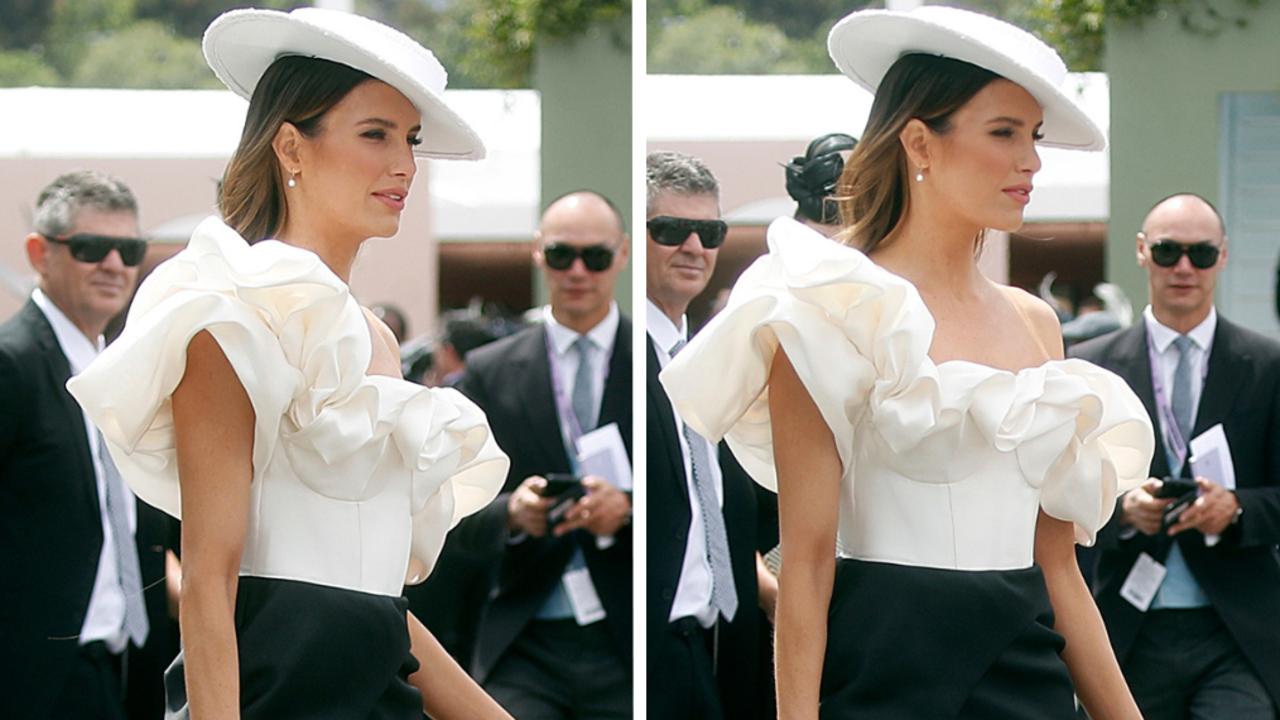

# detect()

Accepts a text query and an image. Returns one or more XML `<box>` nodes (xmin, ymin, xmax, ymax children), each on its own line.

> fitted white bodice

<box><xmin>69</xmin><ymin>217</ymin><xmax>509</xmax><ymax>596</ymax></box>
<box><xmin>661</xmin><ymin>218</ymin><xmax>1154</xmax><ymax>571</ymax></box>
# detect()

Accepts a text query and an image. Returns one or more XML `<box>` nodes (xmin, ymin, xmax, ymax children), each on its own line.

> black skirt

<box><xmin>820</xmin><ymin>558</ymin><xmax>1076</xmax><ymax>719</ymax></box>
<box><xmin>164</xmin><ymin>576</ymin><xmax>423</xmax><ymax>719</ymax></box>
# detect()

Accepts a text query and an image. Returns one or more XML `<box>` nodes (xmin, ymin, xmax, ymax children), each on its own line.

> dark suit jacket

<box><xmin>1071</xmin><ymin>316</ymin><xmax>1280</xmax><ymax>702</ymax></box>
<box><xmin>0</xmin><ymin>299</ymin><xmax>174</xmax><ymax>719</ymax></box>
<box><xmin>646</xmin><ymin>335</ymin><xmax>765</xmax><ymax>718</ymax></box>
<box><xmin>453</xmin><ymin>317</ymin><xmax>633</xmax><ymax>682</ymax></box>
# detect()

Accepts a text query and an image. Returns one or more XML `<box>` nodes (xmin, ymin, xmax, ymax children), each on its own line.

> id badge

<box><xmin>1120</xmin><ymin>552</ymin><xmax>1167</xmax><ymax>612</ymax></box>
<box><xmin>563</xmin><ymin>566</ymin><xmax>607</xmax><ymax>625</ymax></box>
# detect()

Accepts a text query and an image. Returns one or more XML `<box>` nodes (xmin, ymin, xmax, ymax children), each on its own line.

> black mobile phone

<box><xmin>1154</xmin><ymin>477</ymin><xmax>1197</xmax><ymax>499</ymax></box>
<box><xmin>542</xmin><ymin>473</ymin><xmax>583</xmax><ymax>498</ymax></box>
<box><xmin>543</xmin><ymin>474</ymin><xmax>586</xmax><ymax>529</ymax></box>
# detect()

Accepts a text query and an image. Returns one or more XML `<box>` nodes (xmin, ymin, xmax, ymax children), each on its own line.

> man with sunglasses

<box><xmin>646</xmin><ymin>151</ymin><xmax>775</xmax><ymax>720</ymax></box>
<box><xmin>448</xmin><ymin>190</ymin><xmax>633</xmax><ymax>719</ymax></box>
<box><xmin>1072</xmin><ymin>193</ymin><xmax>1280</xmax><ymax>718</ymax></box>
<box><xmin>0</xmin><ymin>170</ymin><xmax>173</xmax><ymax>720</ymax></box>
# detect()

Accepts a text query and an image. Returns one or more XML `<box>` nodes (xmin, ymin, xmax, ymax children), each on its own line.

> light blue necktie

<box><xmin>571</xmin><ymin>336</ymin><xmax>597</xmax><ymax>432</ymax></box>
<box><xmin>98</xmin><ymin>431</ymin><xmax>149</xmax><ymax>646</ymax></box>
<box><xmin>1171</xmin><ymin>335</ymin><xmax>1194</xmax><ymax>457</ymax></box>
<box><xmin>671</xmin><ymin>339</ymin><xmax>739</xmax><ymax>621</ymax></box>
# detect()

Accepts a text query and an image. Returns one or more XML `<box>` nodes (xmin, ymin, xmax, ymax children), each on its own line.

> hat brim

<box><xmin>828</xmin><ymin>10</ymin><xmax>1105</xmax><ymax>151</ymax></box>
<box><xmin>204</xmin><ymin>9</ymin><xmax>485</xmax><ymax>160</ymax></box>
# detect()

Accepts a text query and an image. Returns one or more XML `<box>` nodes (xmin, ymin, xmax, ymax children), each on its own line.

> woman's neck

<box><xmin>871</xmin><ymin>207</ymin><xmax>987</xmax><ymax>301</ymax></box>
<box><xmin>276</xmin><ymin>217</ymin><xmax>360</xmax><ymax>284</ymax></box>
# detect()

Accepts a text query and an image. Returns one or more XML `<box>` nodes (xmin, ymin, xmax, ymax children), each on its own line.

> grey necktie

<box><xmin>671</xmin><ymin>339</ymin><xmax>739</xmax><ymax>621</ymax></box>
<box><xmin>1171</xmin><ymin>335</ymin><xmax>1195</xmax><ymax>446</ymax></box>
<box><xmin>571</xmin><ymin>336</ymin><xmax>597</xmax><ymax>432</ymax></box>
<box><xmin>98</xmin><ymin>431</ymin><xmax>149</xmax><ymax>646</ymax></box>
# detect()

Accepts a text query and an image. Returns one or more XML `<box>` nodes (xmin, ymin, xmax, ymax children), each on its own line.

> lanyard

<box><xmin>544</xmin><ymin>329</ymin><xmax>589</xmax><ymax>469</ymax></box>
<box><xmin>1145</xmin><ymin>327</ymin><xmax>1210</xmax><ymax>471</ymax></box>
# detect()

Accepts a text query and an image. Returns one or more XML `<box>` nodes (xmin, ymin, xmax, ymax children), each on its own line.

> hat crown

<box><xmin>907</xmin><ymin>6</ymin><xmax>1066</xmax><ymax>86</ymax></box>
<box><xmin>284</xmin><ymin>7</ymin><xmax>448</xmax><ymax>95</ymax></box>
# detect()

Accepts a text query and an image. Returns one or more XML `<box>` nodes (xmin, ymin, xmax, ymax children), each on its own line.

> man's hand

<box><xmin>553</xmin><ymin>475</ymin><xmax>631</xmax><ymax>537</ymax></box>
<box><xmin>756</xmin><ymin>553</ymin><xmax>778</xmax><ymax>625</ymax></box>
<box><xmin>1167</xmin><ymin>477</ymin><xmax>1240</xmax><ymax>537</ymax></box>
<box><xmin>507</xmin><ymin>476</ymin><xmax>551</xmax><ymax>537</ymax></box>
<box><xmin>1121</xmin><ymin>478</ymin><xmax>1174</xmax><ymax>535</ymax></box>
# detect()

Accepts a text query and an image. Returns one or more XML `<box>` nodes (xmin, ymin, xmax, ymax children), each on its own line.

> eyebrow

<box><xmin>357</xmin><ymin>118</ymin><xmax>423</xmax><ymax>133</ymax></box>
<box><xmin>986</xmin><ymin>116</ymin><xmax>1044</xmax><ymax>127</ymax></box>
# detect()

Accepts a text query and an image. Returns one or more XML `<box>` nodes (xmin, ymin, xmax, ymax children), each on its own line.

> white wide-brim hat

<box><xmin>828</xmin><ymin>6</ymin><xmax>1105</xmax><ymax>151</ymax></box>
<box><xmin>204</xmin><ymin>7</ymin><xmax>485</xmax><ymax>160</ymax></box>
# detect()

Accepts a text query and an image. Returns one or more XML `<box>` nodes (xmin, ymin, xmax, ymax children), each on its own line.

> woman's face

<box><xmin>927</xmin><ymin>79</ymin><xmax>1043</xmax><ymax>232</ymax></box>
<box><xmin>294</xmin><ymin>79</ymin><xmax>421</xmax><ymax>242</ymax></box>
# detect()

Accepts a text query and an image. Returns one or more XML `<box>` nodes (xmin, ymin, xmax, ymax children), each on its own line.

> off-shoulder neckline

<box><xmin>774</xmin><ymin>217</ymin><xmax>1070</xmax><ymax>380</ymax></box>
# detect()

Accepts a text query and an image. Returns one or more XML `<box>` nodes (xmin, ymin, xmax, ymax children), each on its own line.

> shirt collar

<box><xmin>645</xmin><ymin>298</ymin><xmax>686</xmax><ymax>358</ymax></box>
<box><xmin>31</xmin><ymin>288</ymin><xmax>103</xmax><ymax>374</ymax></box>
<box><xmin>1143</xmin><ymin>304</ymin><xmax>1217</xmax><ymax>353</ymax></box>
<box><xmin>543</xmin><ymin>302</ymin><xmax>619</xmax><ymax>356</ymax></box>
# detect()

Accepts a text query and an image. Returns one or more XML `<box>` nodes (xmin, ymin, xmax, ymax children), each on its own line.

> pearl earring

<box><xmin>915</xmin><ymin>169</ymin><xmax>925</xmax><ymax>183</ymax></box>
<box><xmin>287</xmin><ymin>173</ymin><xmax>297</xmax><ymax>188</ymax></box>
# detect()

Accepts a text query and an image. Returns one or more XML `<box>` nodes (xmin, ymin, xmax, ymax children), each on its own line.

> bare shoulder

<box><xmin>361</xmin><ymin>306</ymin><xmax>402</xmax><ymax>361</ymax></box>
<box><xmin>998</xmin><ymin>284</ymin><xmax>1064</xmax><ymax>357</ymax></box>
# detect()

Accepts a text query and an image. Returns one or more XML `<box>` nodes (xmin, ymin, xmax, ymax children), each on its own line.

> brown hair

<box><xmin>835</xmin><ymin>54</ymin><xmax>1000</xmax><ymax>254</ymax></box>
<box><xmin>219</xmin><ymin>56</ymin><xmax>373</xmax><ymax>244</ymax></box>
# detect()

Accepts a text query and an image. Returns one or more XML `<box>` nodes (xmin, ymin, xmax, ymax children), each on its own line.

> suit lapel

<box><xmin>25</xmin><ymin>301</ymin><xmax>99</xmax><ymax>517</ymax></box>
<box><xmin>1193</xmin><ymin>319</ymin><xmax>1248</xmax><ymax>437</ymax></box>
<box><xmin>517</xmin><ymin>325</ymin><xmax>572</xmax><ymax>472</ymax></box>
<box><xmin>598</xmin><ymin>317</ymin><xmax>632</xmax><ymax>457</ymax></box>
<box><xmin>646</xmin><ymin>336</ymin><xmax>687</xmax><ymax>487</ymax></box>
<box><xmin>1114</xmin><ymin>323</ymin><xmax>1170</xmax><ymax>479</ymax></box>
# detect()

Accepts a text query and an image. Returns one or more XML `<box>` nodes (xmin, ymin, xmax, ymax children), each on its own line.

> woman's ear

<box><xmin>271</xmin><ymin>122</ymin><xmax>303</xmax><ymax>177</ymax></box>
<box><xmin>898</xmin><ymin>118</ymin><xmax>933</xmax><ymax>175</ymax></box>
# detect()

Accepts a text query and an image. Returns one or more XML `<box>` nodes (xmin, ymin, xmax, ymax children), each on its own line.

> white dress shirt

<box><xmin>648</xmin><ymin>300</ymin><xmax>725</xmax><ymax>628</ymax></box>
<box><xmin>543</xmin><ymin>303</ymin><xmax>618</xmax><ymax>453</ymax></box>
<box><xmin>1143</xmin><ymin>304</ymin><xmax>1216</xmax><ymax>437</ymax></box>
<box><xmin>32</xmin><ymin>289</ymin><xmax>136</xmax><ymax>652</ymax></box>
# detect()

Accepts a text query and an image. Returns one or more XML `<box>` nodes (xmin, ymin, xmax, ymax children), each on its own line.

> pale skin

<box><xmin>647</xmin><ymin>189</ymin><xmax>778</xmax><ymax>618</ymax></box>
<box><xmin>507</xmin><ymin>193</ymin><xmax>631</xmax><ymax>539</ymax></box>
<box><xmin>1122</xmin><ymin>195</ymin><xmax>1239</xmax><ymax>536</ymax></box>
<box><xmin>769</xmin><ymin>79</ymin><xmax>1140</xmax><ymax>719</ymax></box>
<box><xmin>172</xmin><ymin>78</ymin><xmax>510</xmax><ymax>719</ymax></box>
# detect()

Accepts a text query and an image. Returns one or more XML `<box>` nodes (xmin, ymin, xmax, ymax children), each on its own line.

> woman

<box><xmin>662</xmin><ymin>7</ymin><xmax>1154</xmax><ymax>719</ymax></box>
<box><xmin>69</xmin><ymin>8</ymin><xmax>512</xmax><ymax>719</ymax></box>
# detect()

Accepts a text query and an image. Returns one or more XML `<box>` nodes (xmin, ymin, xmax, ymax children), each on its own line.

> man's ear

<box><xmin>1135</xmin><ymin>232</ymin><xmax>1149</xmax><ymax>269</ymax></box>
<box><xmin>25</xmin><ymin>233</ymin><xmax>49</xmax><ymax>276</ymax></box>
<box><xmin>532</xmin><ymin>231</ymin><xmax>545</xmax><ymax>268</ymax></box>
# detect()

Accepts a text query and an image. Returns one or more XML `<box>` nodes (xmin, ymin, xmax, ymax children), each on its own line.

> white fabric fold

<box><xmin>68</xmin><ymin>217</ymin><xmax>508</xmax><ymax>593</ymax></box>
<box><xmin>661</xmin><ymin>217</ymin><xmax>1154</xmax><ymax>566</ymax></box>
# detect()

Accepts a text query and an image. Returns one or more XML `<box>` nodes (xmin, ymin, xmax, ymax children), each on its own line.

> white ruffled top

<box><xmin>67</xmin><ymin>217</ymin><xmax>509</xmax><ymax>597</ymax></box>
<box><xmin>660</xmin><ymin>218</ymin><xmax>1154</xmax><ymax>571</ymax></box>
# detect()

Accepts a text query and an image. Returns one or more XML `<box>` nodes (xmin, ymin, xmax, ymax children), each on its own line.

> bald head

<box><xmin>535</xmin><ymin>190</ymin><xmax>629</xmax><ymax>334</ymax></box>
<box><xmin>1141</xmin><ymin>193</ymin><xmax>1225</xmax><ymax>240</ymax></box>
<box><xmin>540</xmin><ymin>190</ymin><xmax>626</xmax><ymax>236</ymax></box>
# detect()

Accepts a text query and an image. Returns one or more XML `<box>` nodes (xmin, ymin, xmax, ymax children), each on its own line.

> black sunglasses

<box><xmin>543</xmin><ymin>243</ymin><xmax>616</xmax><ymax>272</ymax></box>
<box><xmin>45</xmin><ymin>233</ymin><xmax>147</xmax><ymax>267</ymax></box>
<box><xmin>647</xmin><ymin>216</ymin><xmax>728</xmax><ymax>249</ymax></box>
<box><xmin>1148</xmin><ymin>240</ymin><xmax>1220</xmax><ymax>269</ymax></box>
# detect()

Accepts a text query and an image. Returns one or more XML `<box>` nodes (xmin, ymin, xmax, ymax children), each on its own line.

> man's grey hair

<box><xmin>646</xmin><ymin>151</ymin><xmax>719</xmax><ymax>215</ymax></box>
<box><xmin>32</xmin><ymin>170</ymin><xmax>138</xmax><ymax>238</ymax></box>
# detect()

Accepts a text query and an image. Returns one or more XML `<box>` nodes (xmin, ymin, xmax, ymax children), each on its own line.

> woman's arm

<box><xmin>406</xmin><ymin>611</ymin><xmax>512</xmax><ymax>719</ymax></box>
<box><xmin>768</xmin><ymin>348</ymin><xmax>842</xmax><ymax>720</ymax></box>
<box><xmin>172</xmin><ymin>330</ymin><xmax>255</xmax><ymax>719</ymax></box>
<box><xmin>1035</xmin><ymin>512</ymin><xmax>1141</xmax><ymax>719</ymax></box>
<box><xmin>1020</xmin><ymin>290</ymin><xmax>1140</xmax><ymax>718</ymax></box>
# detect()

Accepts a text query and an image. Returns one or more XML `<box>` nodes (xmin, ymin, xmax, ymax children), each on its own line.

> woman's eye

<box><xmin>1032</xmin><ymin>131</ymin><xmax>1045</xmax><ymax>142</ymax></box>
<box><xmin>991</xmin><ymin>128</ymin><xmax>1014</xmax><ymax>138</ymax></box>
<box><xmin>362</xmin><ymin>130</ymin><xmax>386</xmax><ymax>140</ymax></box>
<box><xmin>408</xmin><ymin>136</ymin><xmax>423</xmax><ymax>147</ymax></box>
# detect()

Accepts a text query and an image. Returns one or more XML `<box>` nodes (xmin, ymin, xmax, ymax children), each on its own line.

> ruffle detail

<box><xmin>68</xmin><ymin>216</ymin><xmax>507</xmax><ymax>577</ymax></box>
<box><xmin>660</xmin><ymin>217</ymin><xmax>1153</xmax><ymax>543</ymax></box>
